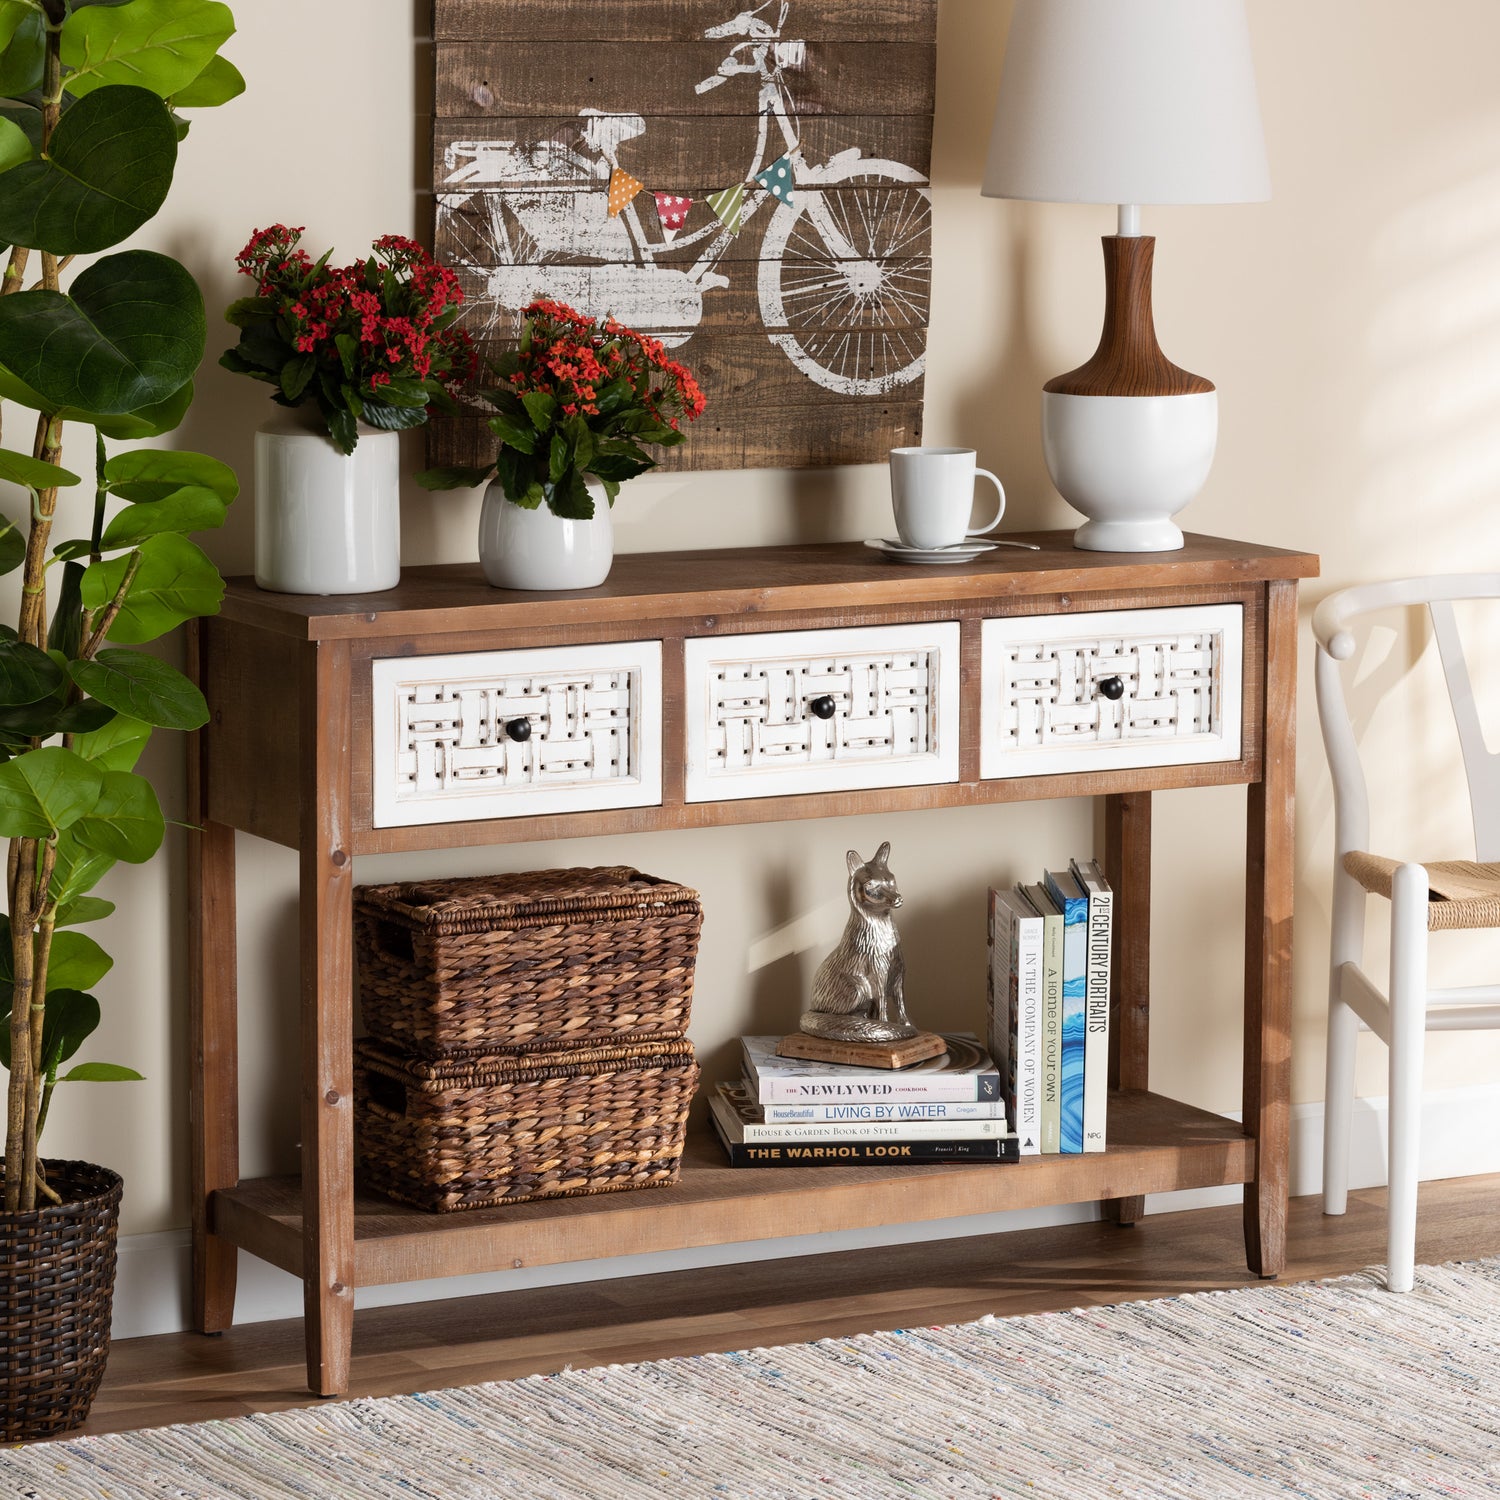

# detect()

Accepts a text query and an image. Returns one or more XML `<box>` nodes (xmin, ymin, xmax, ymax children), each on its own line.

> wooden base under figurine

<box><xmin>775</xmin><ymin>1030</ymin><xmax>949</xmax><ymax>1071</ymax></box>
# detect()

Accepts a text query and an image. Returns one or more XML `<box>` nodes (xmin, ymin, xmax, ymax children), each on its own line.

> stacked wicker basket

<box><xmin>353</xmin><ymin>867</ymin><xmax>702</xmax><ymax>1212</ymax></box>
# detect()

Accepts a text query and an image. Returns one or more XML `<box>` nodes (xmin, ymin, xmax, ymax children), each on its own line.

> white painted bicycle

<box><xmin>437</xmin><ymin>1</ymin><xmax>930</xmax><ymax>397</ymax></box>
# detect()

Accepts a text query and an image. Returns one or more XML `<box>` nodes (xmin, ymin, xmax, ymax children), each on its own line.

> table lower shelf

<box><xmin>212</xmin><ymin>1089</ymin><xmax>1253</xmax><ymax>1289</ymax></box>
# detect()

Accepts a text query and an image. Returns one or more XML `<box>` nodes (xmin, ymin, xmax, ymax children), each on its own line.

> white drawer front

<box><xmin>685</xmin><ymin>623</ymin><xmax>961</xmax><ymax>803</ymax></box>
<box><xmin>980</xmin><ymin>605</ymin><xmax>1243</xmax><ymax>779</ymax></box>
<box><xmin>371</xmin><ymin>642</ymin><xmax>662</xmax><ymax>827</ymax></box>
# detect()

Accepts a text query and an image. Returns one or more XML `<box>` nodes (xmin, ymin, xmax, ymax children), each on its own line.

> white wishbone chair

<box><xmin>1315</xmin><ymin>574</ymin><xmax>1500</xmax><ymax>1292</ymax></box>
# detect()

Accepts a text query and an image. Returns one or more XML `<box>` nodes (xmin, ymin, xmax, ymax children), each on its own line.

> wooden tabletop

<box><xmin>220</xmin><ymin>532</ymin><xmax>1321</xmax><ymax>641</ymax></box>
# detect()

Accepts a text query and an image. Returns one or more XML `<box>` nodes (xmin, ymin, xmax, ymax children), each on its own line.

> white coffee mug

<box><xmin>889</xmin><ymin>446</ymin><xmax>1006</xmax><ymax>550</ymax></box>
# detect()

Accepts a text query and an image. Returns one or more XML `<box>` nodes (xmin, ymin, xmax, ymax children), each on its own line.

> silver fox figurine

<box><xmin>801</xmin><ymin>842</ymin><xmax>919</xmax><ymax>1043</ymax></box>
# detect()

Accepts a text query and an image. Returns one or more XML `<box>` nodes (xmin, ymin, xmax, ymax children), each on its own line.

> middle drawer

<box><xmin>684</xmin><ymin>623</ymin><xmax>961</xmax><ymax>803</ymax></box>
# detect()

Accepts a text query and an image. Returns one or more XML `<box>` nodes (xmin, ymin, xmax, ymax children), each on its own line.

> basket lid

<box><xmin>355</xmin><ymin>866</ymin><xmax>701</xmax><ymax>933</ymax></box>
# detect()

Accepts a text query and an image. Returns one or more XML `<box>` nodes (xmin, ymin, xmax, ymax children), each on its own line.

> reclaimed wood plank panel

<box><xmin>435</xmin><ymin>0</ymin><xmax>939</xmax><ymax>44</ymax></box>
<box><xmin>434</xmin><ymin>114</ymin><xmax>934</xmax><ymax>191</ymax></box>
<box><xmin>429</xmin><ymin>0</ymin><xmax>937</xmax><ymax>472</ymax></box>
<box><xmin>435</xmin><ymin>43</ymin><xmax>934</xmax><ymax>120</ymax></box>
<box><xmin>428</xmin><ymin>400</ymin><xmax>924</xmax><ymax>473</ymax></box>
<box><xmin>444</xmin><ymin>258</ymin><xmax>931</xmax><ymax>333</ymax></box>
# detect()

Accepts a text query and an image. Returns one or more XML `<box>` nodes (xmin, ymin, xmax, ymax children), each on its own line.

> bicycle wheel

<box><xmin>759</xmin><ymin>162</ymin><xmax>930</xmax><ymax>396</ymax></box>
<box><xmin>435</xmin><ymin>190</ymin><xmax>540</xmax><ymax>344</ymax></box>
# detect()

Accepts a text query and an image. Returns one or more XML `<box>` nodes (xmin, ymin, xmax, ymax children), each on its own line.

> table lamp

<box><xmin>982</xmin><ymin>0</ymin><xmax>1269</xmax><ymax>552</ymax></box>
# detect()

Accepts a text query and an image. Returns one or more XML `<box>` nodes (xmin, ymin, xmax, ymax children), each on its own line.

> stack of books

<box><xmin>987</xmin><ymin>859</ymin><xmax>1112</xmax><ymax>1157</ymax></box>
<box><xmin>710</xmin><ymin>1034</ymin><xmax>1019</xmax><ymax>1166</ymax></box>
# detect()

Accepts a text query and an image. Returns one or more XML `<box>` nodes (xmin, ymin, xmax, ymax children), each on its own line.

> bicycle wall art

<box><xmin>427</xmin><ymin>0</ymin><xmax>938</xmax><ymax>472</ymax></box>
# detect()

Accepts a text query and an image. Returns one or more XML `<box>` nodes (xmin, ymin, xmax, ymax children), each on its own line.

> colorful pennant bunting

<box><xmin>607</xmin><ymin>167</ymin><xmax>645</xmax><ymax>217</ymax></box>
<box><xmin>654</xmin><ymin>192</ymin><xmax>693</xmax><ymax>242</ymax></box>
<box><xmin>706</xmin><ymin>182</ymin><xmax>746</xmax><ymax>235</ymax></box>
<box><xmin>753</xmin><ymin>153</ymin><xmax>796</xmax><ymax>208</ymax></box>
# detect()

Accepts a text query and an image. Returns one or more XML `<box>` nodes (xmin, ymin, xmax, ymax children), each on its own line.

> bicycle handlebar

<box><xmin>695</xmin><ymin>72</ymin><xmax>730</xmax><ymax>93</ymax></box>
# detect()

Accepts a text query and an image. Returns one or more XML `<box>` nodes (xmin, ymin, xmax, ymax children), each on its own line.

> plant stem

<box><xmin>17</xmin><ymin>414</ymin><xmax>62</xmax><ymax>646</ymax></box>
<box><xmin>6</xmin><ymin>843</ymin><xmax>36</xmax><ymax>1211</ymax></box>
<box><xmin>79</xmin><ymin>550</ymin><xmax>140</xmax><ymax>661</ymax></box>
<box><xmin>2</xmin><ymin>245</ymin><xmax>29</xmax><ymax>296</ymax></box>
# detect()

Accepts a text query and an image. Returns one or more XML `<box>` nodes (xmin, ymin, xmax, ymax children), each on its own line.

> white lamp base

<box><xmin>1041</xmin><ymin>390</ymin><xmax>1218</xmax><ymax>553</ymax></box>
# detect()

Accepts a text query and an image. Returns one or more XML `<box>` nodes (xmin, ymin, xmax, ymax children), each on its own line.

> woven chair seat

<box><xmin>1342</xmin><ymin>852</ymin><xmax>1500</xmax><ymax>930</ymax></box>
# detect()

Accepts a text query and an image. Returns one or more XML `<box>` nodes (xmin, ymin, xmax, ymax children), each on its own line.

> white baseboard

<box><xmin>112</xmin><ymin>1083</ymin><xmax>1500</xmax><ymax>1341</ymax></box>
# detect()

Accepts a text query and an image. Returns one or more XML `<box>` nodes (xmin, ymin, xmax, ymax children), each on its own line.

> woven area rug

<box><xmin>7</xmin><ymin>1258</ymin><xmax>1500</xmax><ymax>1500</ymax></box>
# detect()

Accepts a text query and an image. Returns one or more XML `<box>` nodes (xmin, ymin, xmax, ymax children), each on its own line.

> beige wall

<box><xmin>16</xmin><ymin>0</ymin><xmax>1500</xmax><ymax>1237</ymax></box>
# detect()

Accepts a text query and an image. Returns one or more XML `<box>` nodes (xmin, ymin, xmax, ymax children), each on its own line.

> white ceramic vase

<box><xmin>1041</xmin><ymin>390</ymin><xmax>1219</xmax><ymax>553</ymax></box>
<box><xmin>254</xmin><ymin>406</ymin><xmax>401</xmax><ymax>594</ymax></box>
<box><xmin>478</xmin><ymin>478</ymin><xmax>614</xmax><ymax>591</ymax></box>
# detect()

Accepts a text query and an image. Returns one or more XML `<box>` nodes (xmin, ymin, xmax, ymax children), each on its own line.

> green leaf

<box><xmin>90</xmin><ymin>381</ymin><xmax>195</xmax><ymax>440</ymax></box>
<box><xmin>59</xmin><ymin>1061</ymin><xmax>144</xmax><ymax>1082</ymax></box>
<box><xmin>80</xmin><ymin>531</ymin><xmax>223</xmax><ymax>643</ymax></box>
<box><xmin>551</xmin><ymin>466</ymin><xmax>596</xmax><ymax>520</ymax></box>
<box><xmin>100</xmin><ymin>486</ymin><xmax>227</xmax><ymax>549</ymax></box>
<box><xmin>55</xmin><ymin>895</ymin><xmax>114</xmax><ymax>927</ymax></box>
<box><xmin>0</xmin><ymin>639</ymin><xmax>66</xmax><ymax>706</ymax></box>
<box><xmin>102</xmin><ymin>447</ymin><xmax>237</xmax><ymax>504</ymax></box>
<box><xmin>47</xmin><ymin>558</ymin><xmax>85</xmax><ymax>659</ymax></box>
<box><xmin>0</xmin><ymin>696</ymin><xmax>115</xmax><ymax>738</ymax></box>
<box><xmin>548</xmin><ymin>432</ymin><xmax>568</xmax><ymax>485</ymax></box>
<box><xmin>39</xmin><ymin>991</ymin><xmax>100</xmax><ymax>1074</ymax></box>
<box><xmin>49</xmin><ymin>830</ymin><xmax>116</xmax><ymax>905</ymax></box>
<box><xmin>0</xmin><ymin>516</ymin><xmax>21</xmax><ymax>577</ymax></box>
<box><xmin>170</xmin><ymin>52</ymin><xmax>244</xmax><ymax>108</ymax></box>
<box><xmin>0</xmin><ymin>8</ymin><xmax>42</xmax><ymax>96</ymax></box>
<box><xmin>523</xmin><ymin>390</ymin><xmax>558</xmax><ymax>432</ymax></box>
<box><xmin>0</xmin><ymin>2</ymin><xmax>34</xmax><ymax>55</ymax></box>
<box><xmin>280</xmin><ymin>353</ymin><xmax>315</xmax><ymax>403</ymax></box>
<box><xmin>45</xmin><ymin>934</ymin><xmax>112</xmax><ymax>995</ymax></box>
<box><xmin>0</xmin><ymin>252</ymin><xmax>204</xmax><ymax>416</ymax></box>
<box><xmin>0</xmin><ymin>449</ymin><xmax>81</xmax><ymax>491</ymax></box>
<box><xmin>0</xmin><ymin>112</ymin><xmax>30</xmax><ymax>173</ymax></box>
<box><xmin>488</xmin><ymin>410</ymin><xmax>537</xmax><ymax>455</ymax></box>
<box><xmin>72</xmin><ymin>712</ymin><xmax>150</xmax><ymax>771</ymax></box>
<box><xmin>68</xmin><ymin>649</ymin><xmax>206</xmax><ymax>729</ymax></box>
<box><xmin>360</xmin><ymin>399</ymin><xmax>429</xmax><ymax>433</ymax></box>
<box><xmin>414</xmin><ymin>464</ymin><xmax>491</xmax><ymax>492</ymax></box>
<box><xmin>0</xmin><ymin>85</ymin><xmax>177</xmax><ymax>256</ymax></box>
<box><xmin>72</xmin><ymin>769</ymin><xmax>163</xmax><ymax>863</ymax></box>
<box><xmin>0</xmin><ymin>745</ymin><xmax>103</xmax><ymax>838</ymax></box>
<box><xmin>324</xmin><ymin>404</ymin><xmax>356</xmax><ymax>455</ymax></box>
<box><xmin>61</xmin><ymin>0</ymin><xmax>235</xmax><ymax>100</ymax></box>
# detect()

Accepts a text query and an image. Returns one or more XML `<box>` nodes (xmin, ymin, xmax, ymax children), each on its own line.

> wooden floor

<box><xmin>85</xmin><ymin>1175</ymin><xmax>1500</xmax><ymax>1438</ymax></box>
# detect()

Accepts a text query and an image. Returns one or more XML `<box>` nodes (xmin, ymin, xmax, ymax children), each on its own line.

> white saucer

<box><xmin>865</xmin><ymin>537</ymin><xmax>999</xmax><ymax>565</ymax></box>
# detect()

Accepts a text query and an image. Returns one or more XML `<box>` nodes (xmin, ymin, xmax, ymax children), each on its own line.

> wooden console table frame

<box><xmin>187</xmin><ymin>533</ymin><xmax>1317</xmax><ymax>1396</ymax></box>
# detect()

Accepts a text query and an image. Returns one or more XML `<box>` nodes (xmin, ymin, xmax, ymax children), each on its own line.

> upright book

<box><xmin>1043</xmin><ymin>867</ymin><xmax>1088</xmax><ymax>1153</ymax></box>
<box><xmin>1019</xmin><ymin>881</ymin><xmax>1064</xmax><ymax>1155</ymax></box>
<box><xmin>1071</xmin><ymin>857</ymin><xmax>1113</xmax><ymax>1153</ymax></box>
<box><xmin>740</xmin><ymin>1034</ymin><xmax>1001</xmax><ymax>1105</ymax></box>
<box><xmin>987</xmin><ymin>888</ymin><xmax>1042</xmax><ymax>1156</ymax></box>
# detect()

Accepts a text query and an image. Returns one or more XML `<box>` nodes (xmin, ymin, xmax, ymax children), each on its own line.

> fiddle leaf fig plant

<box><xmin>0</xmin><ymin>0</ymin><xmax>241</xmax><ymax>1213</ymax></box>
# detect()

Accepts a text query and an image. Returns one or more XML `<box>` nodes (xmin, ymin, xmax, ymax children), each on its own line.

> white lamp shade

<box><xmin>982</xmin><ymin>0</ymin><xmax>1270</xmax><ymax>206</ymax></box>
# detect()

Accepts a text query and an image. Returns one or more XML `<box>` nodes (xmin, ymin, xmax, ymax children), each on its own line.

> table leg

<box><xmin>300</xmin><ymin>641</ymin><xmax>356</xmax><ymax>1396</ymax></box>
<box><xmin>188</xmin><ymin>618</ymin><xmax>239</xmax><ymax>1334</ymax></box>
<box><xmin>188</xmin><ymin>820</ymin><xmax>239</xmax><ymax>1332</ymax></box>
<box><xmin>1103</xmin><ymin>790</ymin><xmax>1151</xmax><ymax>1226</ymax></box>
<box><xmin>1243</xmin><ymin>580</ymin><xmax>1297</xmax><ymax>1277</ymax></box>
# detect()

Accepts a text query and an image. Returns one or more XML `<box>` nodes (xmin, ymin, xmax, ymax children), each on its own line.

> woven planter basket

<box><xmin>356</xmin><ymin>1036</ymin><xmax>698</xmax><ymax>1213</ymax></box>
<box><xmin>354</xmin><ymin>867</ymin><xmax>702</xmax><ymax>1060</ymax></box>
<box><xmin>0</xmin><ymin>1159</ymin><xmax>122</xmax><ymax>1442</ymax></box>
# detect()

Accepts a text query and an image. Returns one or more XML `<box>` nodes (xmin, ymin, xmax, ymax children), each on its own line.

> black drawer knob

<box><xmin>504</xmin><ymin>717</ymin><xmax>533</xmax><ymax>742</ymax></box>
<box><xmin>1097</xmin><ymin>676</ymin><xmax>1126</xmax><ymax>701</ymax></box>
<box><xmin>808</xmin><ymin>695</ymin><xmax>837</xmax><ymax>720</ymax></box>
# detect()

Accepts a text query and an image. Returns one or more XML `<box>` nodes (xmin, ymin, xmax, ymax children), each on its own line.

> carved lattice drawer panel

<box><xmin>685</xmin><ymin>624</ymin><xmax>960</xmax><ymax>803</ymax></box>
<box><xmin>371</xmin><ymin>642</ymin><xmax>662</xmax><ymax>827</ymax></box>
<box><xmin>979</xmin><ymin>605</ymin><xmax>1244</xmax><ymax>779</ymax></box>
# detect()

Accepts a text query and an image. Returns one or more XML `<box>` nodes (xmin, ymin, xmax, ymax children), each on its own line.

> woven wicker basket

<box><xmin>354</xmin><ymin>867</ymin><xmax>702</xmax><ymax>1059</ymax></box>
<box><xmin>355</xmin><ymin>1036</ymin><xmax>699</xmax><ymax>1213</ymax></box>
<box><xmin>0</xmin><ymin>1160</ymin><xmax>122</xmax><ymax>1441</ymax></box>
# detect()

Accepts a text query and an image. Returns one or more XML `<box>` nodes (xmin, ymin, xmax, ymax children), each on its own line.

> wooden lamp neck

<box><xmin>1043</xmin><ymin>234</ymin><xmax>1215</xmax><ymax>399</ymax></box>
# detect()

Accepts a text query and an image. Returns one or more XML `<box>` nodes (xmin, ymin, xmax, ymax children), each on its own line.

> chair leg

<box><xmin>1323</xmin><ymin>872</ymin><xmax>1365</xmax><ymax>1216</ymax></box>
<box><xmin>1385</xmin><ymin>862</ymin><xmax>1428</xmax><ymax>1293</ymax></box>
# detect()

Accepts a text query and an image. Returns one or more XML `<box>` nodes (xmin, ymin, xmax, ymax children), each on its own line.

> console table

<box><xmin>188</xmin><ymin>532</ymin><xmax>1318</xmax><ymax>1396</ymax></box>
